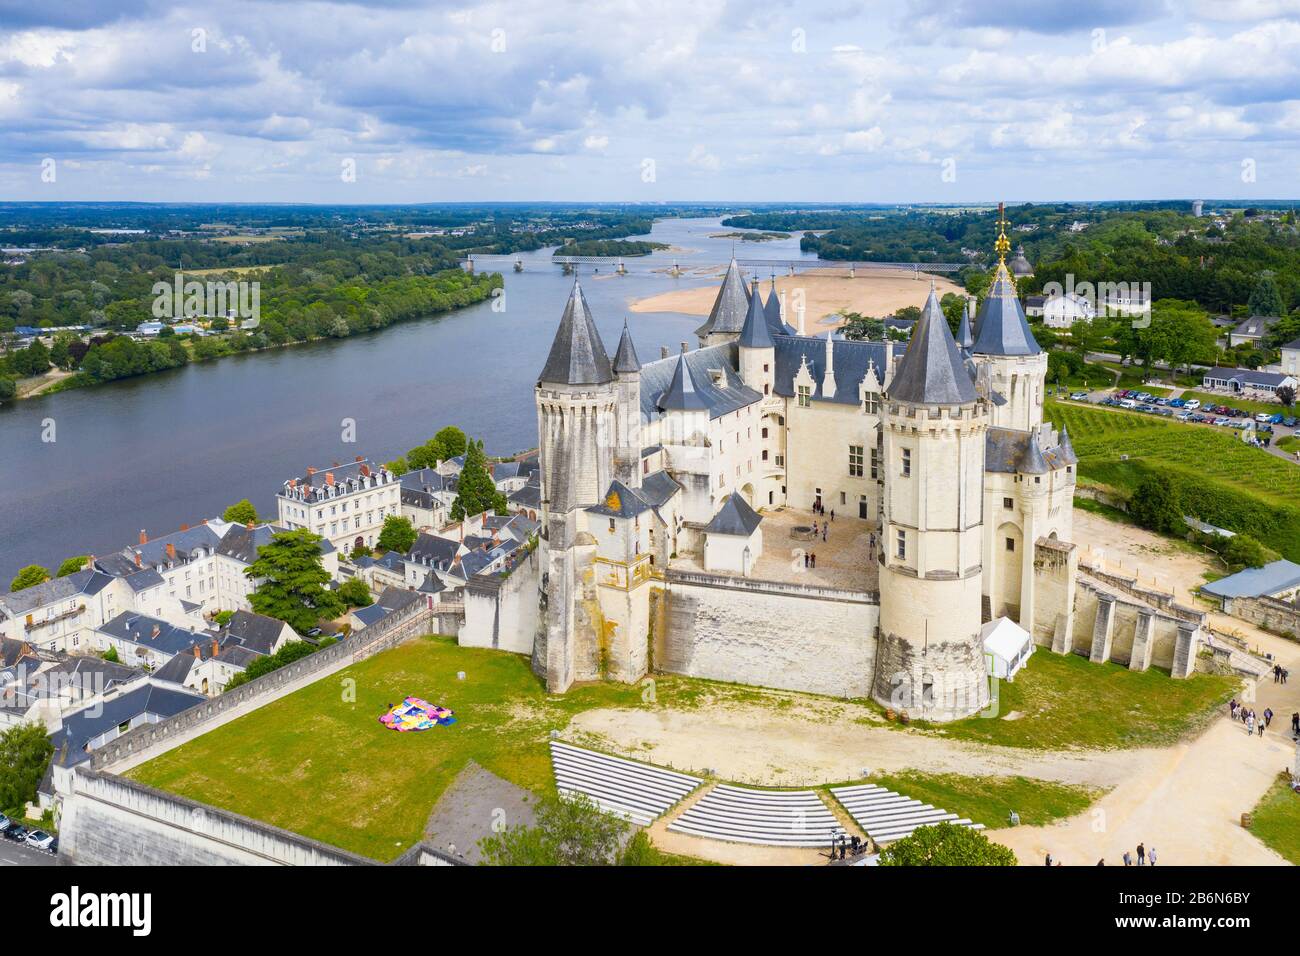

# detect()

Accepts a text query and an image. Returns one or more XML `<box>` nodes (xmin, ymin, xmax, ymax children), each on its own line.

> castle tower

<box><xmin>611</xmin><ymin>320</ymin><xmax>643</xmax><ymax>488</ymax></box>
<box><xmin>694</xmin><ymin>256</ymin><xmax>751</xmax><ymax>348</ymax></box>
<box><xmin>738</xmin><ymin>278</ymin><xmax>775</xmax><ymax>395</ymax></box>
<box><xmin>971</xmin><ymin>204</ymin><xmax>1047</xmax><ymax>432</ymax></box>
<box><xmin>764</xmin><ymin>276</ymin><xmax>794</xmax><ymax>335</ymax></box>
<box><xmin>873</xmin><ymin>287</ymin><xmax>990</xmax><ymax>721</ymax></box>
<box><xmin>536</xmin><ymin>279</ymin><xmax>617</xmax><ymax>692</ymax></box>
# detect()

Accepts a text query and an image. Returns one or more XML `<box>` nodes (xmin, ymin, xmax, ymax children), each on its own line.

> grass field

<box><xmin>1046</xmin><ymin>399</ymin><xmax>1300</xmax><ymax>560</ymax></box>
<box><xmin>857</xmin><ymin>771</ymin><xmax>1102</xmax><ymax>828</ymax></box>
<box><xmin>921</xmin><ymin>651</ymin><xmax>1236</xmax><ymax>750</ymax></box>
<box><xmin>1246</xmin><ymin>775</ymin><xmax>1300</xmax><ymax>864</ymax></box>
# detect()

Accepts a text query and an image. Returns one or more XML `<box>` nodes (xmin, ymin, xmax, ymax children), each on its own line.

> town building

<box><xmin>277</xmin><ymin>457</ymin><xmax>400</xmax><ymax>554</ymax></box>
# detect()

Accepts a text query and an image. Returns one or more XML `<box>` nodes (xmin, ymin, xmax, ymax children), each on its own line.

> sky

<box><xmin>1</xmin><ymin>0</ymin><xmax>1299</xmax><ymax>203</ymax></box>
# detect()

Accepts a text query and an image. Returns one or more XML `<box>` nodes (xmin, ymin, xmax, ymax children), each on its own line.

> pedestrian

<box><xmin>803</xmin><ymin>551</ymin><xmax>809</xmax><ymax>568</ymax></box>
<box><xmin>1275</xmin><ymin>664</ymin><xmax>1282</xmax><ymax>684</ymax></box>
<box><xmin>830</xmin><ymin>509</ymin><xmax>835</xmax><ymax>522</ymax></box>
<box><xmin>1148</xmin><ymin>846</ymin><xmax>1157</xmax><ymax>867</ymax></box>
<box><xmin>1137</xmin><ymin>843</ymin><xmax>1145</xmax><ymax>866</ymax></box>
<box><xmin>1229</xmin><ymin>698</ymin><xmax>1237</xmax><ymax>718</ymax></box>
<box><xmin>1122</xmin><ymin>850</ymin><xmax>1132</xmax><ymax>866</ymax></box>
<box><xmin>1265</xmin><ymin>707</ymin><xmax>1274</xmax><ymax>728</ymax></box>
<box><xmin>1284</xmin><ymin>668</ymin><xmax>1290</xmax><ymax>685</ymax></box>
<box><xmin>822</xmin><ymin>525</ymin><xmax>828</xmax><ymax>542</ymax></box>
<box><xmin>1045</xmin><ymin>852</ymin><xmax>1053</xmax><ymax>866</ymax></box>
<box><xmin>1258</xmin><ymin>720</ymin><xmax>1265</xmax><ymax>737</ymax></box>
<box><xmin>1247</xmin><ymin>714</ymin><xmax>1255</xmax><ymax>736</ymax></box>
<box><xmin>1291</xmin><ymin>712</ymin><xmax>1299</xmax><ymax>736</ymax></box>
<box><xmin>810</xmin><ymin>552</ymin><xmax>816</xmax><ymax>569</ymax></box>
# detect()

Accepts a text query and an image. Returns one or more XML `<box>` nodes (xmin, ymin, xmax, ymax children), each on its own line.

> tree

<box><xmin>478</xmin><ymin>792</ymin><xmax>632</xmax><ymax>866</ymax></box>
<box><xmin>56</xmin><ymin>555</ymin><xmax>88</xmax><ymax>577</ymax></box>
<box><xmin>0</xmin><ymin>377</ymin><xmax>14</xmax><ymax>403</ymax></box>
<box><xmin>878</xmin><ymin>822</ymin><xmax>1015</xmax><ymax>866</ymax></box>
<box><xmin>224</xmin><ymin>638</ymin><xmax>327</xmax><ymax>691</ymax></box>
<box><xmin>102</xmin><ymin>645</ymin><xmax>120</xmax><ymax>663</ymax></box>
<box><xmin>9</xmin><ymin>565</ymin><xmax>50</xmax><ymax>592</ymax></box>
<box><xmin>385</xmin><ymin>456</ymin><xmax>409</xmax><ymax>476</ymax></box>
<box><xmin>1128</xmin><ymin>473</ymin><xmax>1183</xmax><ymax>536</ymax></box>
<box><xmin>451</xmin><ymin>439</ymin><xmax>507</xmax><ymax>521</ymax></box>
<box><xmin>376</xmin><ymin>515</ymin><xmax>417</xmax><ymax>554</ymax></box>
<box><xmin>1247</xmin><ymin>274</ymin><xmax>1285</xmax><ymax>318</ymax></box>
<box><xmin>337</xmin><ymin>577</ymin><xmax>373</xmax><ymax>608</ymax></box>
<box><xmin>0</xmin><ymin>722</ymin><xmax>54</xmax><ymax>817</ymax></box>
<box><xmin>837</xmin><ymin>311</ymin><xmax>884</xmax><ymax>341</ymax></box>
<box><xmin>1277</xmin><ymin>384</ymin><xmax>1296</xmax><ymax>410</ymax></box>
<box><xmin>245</xmin><ymin>529</ymin><xmax>344</xmax><ymax>634</ymax></box>
<box><xmin>222</xmin><ymin>499</ymin><xmax>259</xmax><ymax>525</ymax></box>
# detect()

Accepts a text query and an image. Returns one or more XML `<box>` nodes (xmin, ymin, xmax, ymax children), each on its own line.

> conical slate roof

<box><xmin>956</xmin><ymin>299</ymin><xmax>974</xmax><ymax>352</ymax></box>
<box><xmin>657</xmin><ymin>349</ymin><xmax>709</xmax><ymax>411</ymax></box>
<box><xmin>1010</xmin><ymin>245</ymin><xmax>1034</xmax><ymax>277</ymax></box>
<box><xmin>887</xmin><ymin>287</ymin><xmax>977</xmax><ymax>405</ymax></box>
<box><xmin>703</xmin><ymin>493</ymin><xmax>763</xmax><ymax>537</ymax></box>
<box><xmin>694</xmin><ymin>257</ymin><xmax>751</xmax><ymax>338</ymax></box>
<box><xmin>612</xmin><ymin>319</ymin><xmax>641</xmax><ymax>374</ymax></box>
<box><xmin>972</xmin><ymin>264</ymin><xmax>1041</xmax><ymax>357</ymax></box>
<box><xmin>763</xmin><ymin>279</ymin><xmax>793</xmax><ymax>336</ymax></box>
<box><xmin>1020</xmin><ymin>428</ymin><xmax>1050</xmax><ymax>474</ymax></box>
<box><xmin>1058</xmin><ymin>425</ymin><xmax>1078</xmax><ymax>465</ymax></box>
<box><xmin>738</xmin><ymin>279</ymin><xmax>775</xmax><ymax>349</ymax></box>
<box><xmin>539</xmin><ymin>279</ymin><xmax>614</xmax><ymax>385</ymax></box>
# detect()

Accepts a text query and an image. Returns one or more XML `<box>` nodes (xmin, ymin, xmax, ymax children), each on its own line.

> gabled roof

<box><xmin>639</xmin><ymin>469</ymin><xmax>682</xmax><ymax>509</ymax></box>
<box><xmin>1202</xmin><ymin>559</ymin><xmax>1300</xmax><ymax>599</ymax></box>
<box><xmin>985</xmin><ymin>427</ymin><xmax>1073</xmax><ymax>475</ymax></box>
<box><xmin>586</xmin><ymin>480</ymin><xmax>652</xmax><ymax>519</ymax></box>
<box><xmin>973</xmin><ymin>265</ymin><xmax>1041</xmax><ymax>357</ymax></box>
<box><xmin>738</xmin><ymin>279</ymin><xmax>775</xmax><ymax>349</ymax></box>
<box><xmin>0</xmin><ymin>568</ymin><xmax>115</xmax><ymax>614</ymax></box>
<box><xmin>887</xmin><ymin>287</ymin><xmax>977</xmax><ymax>405</ymax></box>
<box><xmin>50</xmin><ymin>682</ymin><xmax>204</xmax><ymax>766</ymax></box>
<box><xmin>704</xmin><ymin>494</ymin><xmax>763</xmax><ymax>537</ymax></box>
<box><xmin>694</xmin><ymin>257</ymin><xmax>750</xmax><ymax>338</ymax></box>
<box><xmin>539</xmin><ymin>279</ymin><xmax>613</xmax><ymax>385</ymax></box>
<box><xmin>98</xmin><ymin>612</ymin><xmax>209</xmax><ymax>657</ymax></box>
<box><xmin>612</xmin><ymin>320</ymin><xmax>641</xmax><ymax>374</ymax></box>
<box><xmin>772</xmin><ymin>336</ymin><xmax>892</xmax><ymax>407</ymax></box>
<box><xmin>639</xmin><ymin>343</ymin><xmax>761</xmax><ymax>422</ymax></box>
<box><xmin>221</xmin><ymin>610</ymin><xmax>289</xmax><ymax>656</ymax></box>
<box><xmin>656</xmin><ymin>348</ymin><xmax>712</xmax><ymax>412</ymax></box>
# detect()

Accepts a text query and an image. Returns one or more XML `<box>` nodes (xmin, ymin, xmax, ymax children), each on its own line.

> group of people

<box><xmin>1117</xmin><ymin>843</ymin><xmax>1157</xmax><ymax>866</ymax></box>
<box><xmin>802</xmin><ymin>551</ymin><xmax>818</xmax><ymax>569</ymax></box>
<box><xmin>828</xmin><ymin>832</ymin><xmax>866</xmax><ymax>862</ymax></box>
<box><xmin>1229</xmin><ymin>698</ymin><xmax>1275</xmax><ymax>737</ymax></box>
<box><xmin>811</xmin><ymin>500</ymin><xmax>834</xmax><ymax>521</ymax></box>
<box><xmin>1272</xmin><ymin>663</ymin><xmax>1290</xmax><ymax>684</ymax></box>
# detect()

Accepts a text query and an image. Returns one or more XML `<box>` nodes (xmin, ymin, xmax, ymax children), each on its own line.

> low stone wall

<box><xmin>1080</xmin><ymin>563</ymin><xmax>1206</xmax><ymax>625</ymax></box>
<box><xmin>659</xmin><ymin>569</ymin><xmax>879</xmax><ymax>697</ymax></box>
<box><xmin>91</xmin><ymin>600</ymin><xmax>433</xmax><ymax>774</ymax></box>
<box><xmin>1224</xmin><ymin>594</ymin><xmax>1300</xmax><ymax>640</ymax></box>
<box><xmin>59</xmin><ymin>769</ymin><xmax>378</xmax><ymax>866</ymax></box>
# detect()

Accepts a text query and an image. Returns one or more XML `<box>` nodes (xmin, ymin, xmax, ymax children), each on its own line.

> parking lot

<box><xmin>1059</xmin><ymin>386</ymin><xmax>1299</xmax><ymax>457</ymax></box>
<box><xmin>0</xmin><ymin>815</ymin><xmax>58</xmax><ymax>865</ymax></box>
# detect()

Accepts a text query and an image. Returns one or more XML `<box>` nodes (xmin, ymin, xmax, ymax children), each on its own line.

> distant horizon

<box><xmin>2</xmin><ymin>198</ymin><xmax>1299</xmax><ymax>208</ymax></box>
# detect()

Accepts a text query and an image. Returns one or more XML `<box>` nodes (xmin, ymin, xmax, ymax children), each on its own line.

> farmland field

<box><xmin>1046</xmin><ymin>399</ymin><xmax>1300</xmax><ymax>560</ymax></box>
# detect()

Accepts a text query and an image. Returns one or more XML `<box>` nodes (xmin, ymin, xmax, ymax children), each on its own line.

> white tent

<box><xmin>981</xmin><ymin>617</ymin><xmax>1034</xmax><ymax>681</ymax></box>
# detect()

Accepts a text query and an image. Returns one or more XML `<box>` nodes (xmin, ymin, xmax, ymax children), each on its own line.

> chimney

<box><xmin>360</xmin><ymin>464</ymin><xmax>370</xmax><ymax>477</ymax></box>
<box><xmin>134</xmin><ymin>552</ymin><xmax>142</xmax><ymax>568</ymax></box>
<box><xmin>166</xmin><ymin>543</ymin><xmax>176</xmax><ymax>561</ymax></box>
<box><xmin>247</xmin><ymin>521</ymin><xmax>255</xmax><ymax>529</ymax></box>
<box><xmin>139</xmin><ymin>529</ymin><xmax>147</xmax><ymax>545</ymax></box>
<box><xmin>306</xmin><ymin>466</ymin><xmax>317</xmax><ymax>477</ymax></box>
<box><xmin>180</xmin><ymin>523</ymin><xmax>189</xmax><ymax>532</ymax></box>
<box><xmin>211</xmin><ymin>638</ymin><xmax>220</xmax><ymax>657</ymax></box>
<box><xmin>796</xmin><ymin>302</ymin><xmax>806</xmax><ymax>335</ymax></box>
<box><xmin>325</xmin><ymin>472</ymin><xmax>335</xmax><ymax>486</ymax></box>
<box><xmin>680</xmin><ymin>341</ymin><xmax>688</xmax><ymax>353</ymax></box>
<box><xmin>660</xmin><ymin>346</ymin><xmax>669</xmax><ymax>359</ymax></box>
<box><xmin>200</xmin><ymin>518</ymin><xmax>208</xmax><ymax>525</ymax></box>
<box><xmin>151</xmin><ymin>624</ymin><xmax>160</xmax><ymax>639</ymax></box>
<box><xmin>355</xmin><ymin>455</ymin><xmax>364</xmax><ymax>463</ymax></box>
<box><xmin>86</xmin><ymin>554</ymin><xmax>94</xmax><ymax>568</ymax></box>
<box><xmin>192</xmin><ymin>643</ymin><xmax>202</xmax><ymax>659</ymax></box>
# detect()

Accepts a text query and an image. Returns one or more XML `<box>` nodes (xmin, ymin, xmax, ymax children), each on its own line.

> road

<box><xmin>0</xmin><ymin>838</ymin><xmax>59</xmax><ymax>866</ymax></box>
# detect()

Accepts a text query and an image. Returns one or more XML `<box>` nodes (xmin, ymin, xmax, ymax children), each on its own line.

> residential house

<box><xmin>277</xmin><ymin>457</ymin><xmax>401</xmax><ymax>554</ymax></box>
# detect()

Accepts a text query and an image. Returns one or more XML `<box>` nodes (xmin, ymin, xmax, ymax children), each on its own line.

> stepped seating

<box><xmin>549</xmin><ymin>742</ymin><xmax>702</xmax><ymax>826</ymax></box>
<box><xmin>830</xmin><ymin>783</ymin><xmax>985</xmax><ymax>844</ymax></box>
<box><xmin>668</xmin><ymin>784</ymin><xmax>842</xmax><ymax>847</ymax></box>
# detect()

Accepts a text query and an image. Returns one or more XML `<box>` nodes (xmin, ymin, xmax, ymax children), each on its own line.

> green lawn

<box><xmin>1246</xmin><ymin>775</ymin><xmax>1300</xmax><ymax>864</ymax></box>
<box><xmin>127</xmin><ymin>637</ymin><xmax>706</xmax><ymax>861</ymax></box>
<box><xmin>1047</xmin><ymin>399</ymin><xmax>1300</xmax><ymax>560</ymax></box>
<box><xmin>852</xmin><ymin>771</ymin><xmax>1102</xmax><ymax>828</ymax></box>
<box><xmin>920</xmin><ymin>651</ymin><xmax>1237</xmax><ymax>750</ymax></box>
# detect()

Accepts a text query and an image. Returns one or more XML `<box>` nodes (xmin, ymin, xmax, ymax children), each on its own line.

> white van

<box><xmin>1120</xmin><ymin>399</ymin><xmax>1138</xmax><ymax>409</ymax></box>
<box><xmin>1184</xmin><ymin>399</ymin><xmax>1200</xmax><ymax>410</ymax></box>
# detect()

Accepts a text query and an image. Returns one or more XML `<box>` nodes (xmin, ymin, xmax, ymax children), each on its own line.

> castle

<box><xmin>534</xmin><ymin>217</ymin><xmax>1081</xmax><ymax>721</ymax></box>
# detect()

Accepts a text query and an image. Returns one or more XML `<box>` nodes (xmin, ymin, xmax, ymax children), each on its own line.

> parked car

<box><xmin>1070</xmin><ymin>392</ymin><xmax>1088</xmax><ymax>401</ymax></box>
<box><xmin>1184</xmin><ymin>399</ymin><xmax>1201</xmax><ymax>410</ymax></box>
<box><xmin>1176</xmin><ymin>412</ymin><xmax>1193</xmax><ymax>421</ymax></box>
<box><xmin>1169</xmin><ymin>398</ymin><xmax>1185</xmax><ymax>408</ymax></box>
<box><xmin>3</xmin><ymin>824</ymin><xmax>27</xmax><ymax>842</ymax></box>
<box><xmin>0</xmin><ymin>813</ymin><xmax>10</xmax><ymax>832</ymax></box>
<box><xmin>1283</xmin><ymin>417</ymin><xmax>1297</xmax><ymax>427</ymax></box>
<box><xmin>1120</xmin><ymin>399</ymin><xmax>1138</xmax><ymax>409</ymax></box>
<box><xmin>24</xmin><ymin>829</ymin><xmax>54</xmax><ymax>852</ymax></box>
<box><xmin>1268</xmin><ymin>413</ymin><xmax>1284</xmax><ymax>424</ymax></box>
<box><xmin>1213</xmin><ymin>417</ymin><xmax>1230</xmax><ymax>426</ymax></box>
<box><xmin>1255</xmin><ymin>413</ymin><xmax>1272</xmax><ymax>423</ymax></box>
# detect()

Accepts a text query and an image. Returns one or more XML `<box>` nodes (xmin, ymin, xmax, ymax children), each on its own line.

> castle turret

<box><xmin>611</xmin><ymin>320</ymin><xmax>643</xmax><ymax>488</ymax></box>
<box><xmin>874</xmin><ymin>287</ymin><xmax>990</xmax><ymax>721</ymax></box>
<box><xmin>694</xmin><ymin>256</ymin><xmax>750</xmax><ymax>348</ymax></box>
<box><xmin>536</xmin><ymin>279</ymin><xmax>618</xmax><ymax>692</ymax></box>
<box><xmin>971</xmin><ymin>204</ymin><xmax>1047</xmax><ymax>432</ymax></box>
<box><xmin>738</xmin><ymin>278</ymin><xmax>775</xmax><ymax>396</ymax></box>
<box><xmin>764</xmin><ymin>276</ymin><xmax>795</xmax><ymax>336</ymax></box>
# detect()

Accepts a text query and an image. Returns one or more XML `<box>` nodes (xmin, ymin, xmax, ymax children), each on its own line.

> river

<box><xmin>0</xmin><ymin>217</ymin><xmax>824</xmax><ymax>582</ymax></box>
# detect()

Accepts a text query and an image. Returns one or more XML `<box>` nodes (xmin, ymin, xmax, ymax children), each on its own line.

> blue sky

<box><xmin>1</xmin><ymin>0</ymin><xmax>1299</xmax><ymax>202</ymax></box>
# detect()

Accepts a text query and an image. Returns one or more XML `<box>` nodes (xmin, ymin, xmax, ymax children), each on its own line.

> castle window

<box><xmin>797</xmin><ymin>385</ymin><xmax>811</xmax><ymax>407</ymax></box>
<box><xmin>864</xmin><ymin>391</ymin><xmax>880</xmax><ymax>414</ymax></box>
<box><xmin>896</xmin><ymin>530</ymin><xmax>906</xmax><ymax>559</ymax></box>
<box><xmin>1003</xmin><ymin>497</ymin><xmax>1013</xmax><ymax>509</ymax></box>
<box><xmin>901</xmin><ymin>448</ymin><xmax>911</xmax><ymax>477</ymax></box>
<box><xmin>848</xmin><ymin>445</ymin><xmax>864</xmax><ymax>477</ymax></box>
<box><xmin>762</xmin><ymin>450</ymin><xmax>769</xmax><ymax>461</ymax></box>
<box><xmin>870</xmin><ymin>448</ymin><xmax>880</xmax><ymax>479</ymax></box>
<box><xmin>763</xmin><ymin>363</ymin><xmax>769</xmax><ymax>372</ymax></box>
<box><xmin>762</xmin><ymin>427</ymin><xmax>768</xmax><ymax>438</ymax></box>
<box><xmin>609</xmin><ymin>519</ymin><xmax>616</xmax><ymax>534</ymax></box>
<box><xmin>1005</xmin><ymin>537</ymin><xmax>1015</xmax><ymax>552</ymax></box>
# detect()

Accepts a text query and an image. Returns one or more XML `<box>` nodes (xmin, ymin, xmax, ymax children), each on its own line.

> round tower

<box><xmin>873</xmin><ymin>287</ymin><xmax>990</xmax><ymax>721</ymax></box>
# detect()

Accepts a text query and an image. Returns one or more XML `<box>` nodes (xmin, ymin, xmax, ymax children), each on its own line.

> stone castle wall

<box><xmin>659</xmin><ymin>569</ymin><xmax>879</xmax><ymax>697</ymax></box>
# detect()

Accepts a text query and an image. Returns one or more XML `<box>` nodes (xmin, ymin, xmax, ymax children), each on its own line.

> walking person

<box><xmin>1122</xmin><ymin>850</ymin><xmax>1132</xmax><ymax>866</ymax></box>
<box><xmin>1247</xmin><ymin>713</ymin><xmax>1255</xmax><ymax>736</ymax></box>
<box><xmin>829</xmin><ymin>509</ymin><xmax>835</xmax><ymax>522</ymax></box>
<box><xmin>1137</xmin><ymin>843</ymin><xmax>1145</xmax><ymax>866</ymax></box>
<box><xmin>1148</xmin><ymin>846</ymin><xmax>1157</xmax><ymax>867</ymax></box>
<box><xmin>1291</xmin><ymin>712</ymin><xmax>1299</xmax><ymax>736</ymax></box>
<box><xmin>1265</xmin><ymin>707</ymin><xmax>1274</xmax><ymax>729</ymax></box>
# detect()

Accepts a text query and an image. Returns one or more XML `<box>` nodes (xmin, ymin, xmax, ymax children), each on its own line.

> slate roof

<box><xmin>1231</xmin><ymin>315</ymin><xmax>1278</xmax><ymax>339</ymax></box>
<box><xmin>639</xmin><ymin>469</ymin><xmax>682</xmax><ymax>509</ymax></box>
<box><xmin>221</xmin><ymin>610</ymin><xmax>287</xmax><ymax>656</ymax></box>
<box><xmin>130</xmin><ymin>524</ymin><xmax>224</xmax><ymax>568</ymax></box>
<box><xmin>772</xmin><ymin>336</ymin><xmax>892</xmax><ymax>407</ymax></box>
<box><xmin>1009</xmin><ymin>245</ymin><xmax>1034</xmax><ymax>276</ymax></box>
<box><xmin>98</xmin><ymin>612</ymin><xmax>209</xmax><ymax>657</ymax></box>
<box><xmin>656</xmin><ymin>348</ymin><xmax>713</xmax><ymax>412</ymax></box>
<box><xmin>738</xmin><ymin>278</ymin><xmax>775</xmax><ymax>349</ymax></box>
<box><xmin>956</xmin><ymin>303</ymin><xmax>974</xmax><ymax>352</ymax></box>
<box><xmin>887</xmin><ymin>288</ymin><xmax>978</xmax><ymax>405</ymax></box>
<box><xmin>972</xmin><ymin>265</ymin><xmax>1042</xmax><ymax>357</ymax></box>
<box><xmin>539</xmin><ymin>279</ymin><xmax>613</xmax><ymax>385</ymax></box>
<box><xmin>1203</xmin><ymin>367</ymin><xmax>1295</xmax><ymax>387</ymax></box>
<box><xmin>639</xmin><ymin>342</ymin><xmax>760</xmax><ymax>423</ymax></box>
<box><xmin>50</xmin><ymin>682</ymin><xmax>204</xmax><ymax>766</ymax></box>
<box><xmin>612</xmin><ymin>320</ymin><xmax>641</xmax><ymax>374</ymax></box>
<box><xmin>151</xmin><ymin>653</ymin><xmax>197</xmax><ymax>686</ymax></box>
<box><xmin>410</xmin><ymin>532</ymin><xmax>463</xmax><ymax>571</ymax></box>
<box><xmin>0</xmin><ymin>568</ymin><xmax>115</xmax><ymax>614</ymax></box>
<box><xmin>508</xmin><ymin>479</ymin><xmax>541</xmax><ymax>510</ymax></box>
<box><xmin>1282</xmin><ymin>337</ymin><xmax>1300</xmax><ymax>351</ymax></box>
<box><xmin>704</xmin><ymin>494</ymin><xmax>763</xmax><ymax>537</ymax></box>
<box><xmin>353</xmin><ymin>586</ymin><xmax>422</xmax><ymax>627</ymax></box>
<box><xmin>985</xmin><ymin>427</ymin><xmax>1074</xmax><ymax>474</ymax></box>
<box><xmin>215</xmin><ymin>523</ymin><xmax>318</xmax><ymax>565</ymax></box>
<box><xmin>586</xmin><ymin>480</ymin><xmax>652</xmax><ymax>519</ymax></box>
<box><xmin>288</xmin><ymin>458</ymin><xmax>383</xmax><ymax>492</ymax></box>
<box><xmin>764</xmin><ymin>279</ymin><xmax>796</xmax><ymax>336</ymax></box>
<box><xmin>37</xmin><ymin>657</ymin><xmax>145</xmax><ymax>695</ymax></box>
<box><xmin>1202</xmin><ymin>559</ymin><xmax>1300</xmax><ymax>599</ymax></box>
<box><xmin>417</xmin><ymin>572</ymin><xmax>446</xmax><ymax>594</ymax></box>
<box><xmin>694</xmin><ymin>257</ymin><xmax>751</xmax><ymax>339</ymax></box>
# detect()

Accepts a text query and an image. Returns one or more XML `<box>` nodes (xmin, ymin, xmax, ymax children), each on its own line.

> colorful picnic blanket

<box><xmin>379</xmin><ymin>696</ymin><xmax>456</xmax><ymax>731</ymax></box>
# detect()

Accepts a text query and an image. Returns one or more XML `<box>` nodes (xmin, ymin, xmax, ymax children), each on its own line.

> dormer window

<box><xmin>864</xmin><ymin>391</ymin><xmax>880</xmax><ymax>414</ymax></box>
<box><xmin>797</xmin><ymin>385</ymin><xmax>811</xmax><ymax>408</ymax></box>
<box><xmin>710</xmin><ymin>369</ymin><xmax>726</xmax><ymax>387</ymax></box>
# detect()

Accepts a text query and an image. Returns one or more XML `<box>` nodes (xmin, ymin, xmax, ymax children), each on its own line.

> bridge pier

<box><xmin>464</xmin><ymin>258</ymin><xmax>474</xmax><ymax>274</ymax></box>
<box><xmin>562</xmin><ymin>261</ymin><xmax>574</xmax><ymax>276</ymax></box>
<box><xmin>670</xmin><ymin>260</ymin><xmax>681</xmax><ymax>276</ymax></box>
<box><xmin>849</xmin><ymin>263</ymin><xmax>856</xmax><ymax>279</ymax></box>
<box><xmin>616</xmin><ymin>257</ymin><xmax>627</xmax><ymax>275</ymax></box>
<box><xmin>513</xmin><ymin>258</ymin><xmax>523</xmax><ymax>273</ymax></box>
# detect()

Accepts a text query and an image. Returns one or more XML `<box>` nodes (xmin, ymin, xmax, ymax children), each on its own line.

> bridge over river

<box><xmin>460</xmin><ymin>253</ymin><xmax>966</xmax><ymax>277</ymax></box>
